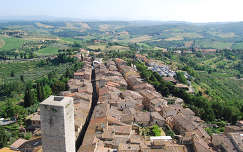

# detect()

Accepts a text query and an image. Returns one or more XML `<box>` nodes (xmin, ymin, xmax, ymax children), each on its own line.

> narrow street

<box><xmin>75</xmin><ymin>61</ymin><xmax>98</xmax><ymax>151</ymax></box>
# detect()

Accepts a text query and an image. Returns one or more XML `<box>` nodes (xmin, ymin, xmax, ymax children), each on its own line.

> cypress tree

<box><xmin>20</xmin><ymin>75</ymin><xmax>24</xmax><ymax>82</ymax></box>
<box><xmin>36</xmin><ymin>83</ymin><xmax>42</xmax><ymax>102</ymax></box>
<box><xmin>24</xmin><ymin>84</ymin><xmax>34</xmax><ymax>107</ymax></box>
<box><xmin>40</xmin><ymin>83</ymin><xmax>45</xmax><ymax>101</ymax></box>
<box><xmin>24</xmin><ymin>87</ymin><xmax>31</xmax><ymax>107</ymax></box>
<box><xmin>0</xmin><ymin>127</ymin><xmax>8</xmax><ymax>148</ymax></box>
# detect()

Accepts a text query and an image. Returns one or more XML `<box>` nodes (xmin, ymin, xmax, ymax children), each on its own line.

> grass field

<box><xmin>165</xmin><ymin>36</ymin><xmax>183</xmax><ymax>41</ymax></box>
<box><xmin>87</xmin><ymin>44</ymin><xmax>130</xmax><ymax>51</ymax></box>
<box><xmin>112</xmin><ymin>32</ymin><xmax>130</xmax><ymax>43</ymax></box>
<box><xmin>130</xmin><ymin>35</ymin><xmax>152</xmax><ymax>43</ymax></box>
<box><xmin>202</xmin><ymin>57</ymin><xmax>218</xmax><ymax>65</ymax></box>
<box><xmin>87</xmin><ymin>44</ymin><xmax>107</xmax><ymax>50</ymax></box>
<box><xmin>0</xmin><ymin>61</ymin><xmax>71</xmax><ymax>82</ymax></box>
<box><xmin>0</xmin><ymin>38</ymin><xmax>5</xmax><ymax>48</ymax></box>
<box><xmin>23</xmin><ymin>37</ymin><xmax>59</xmax><ymax>41</ymax></box>
<box><xmin>117</xmin><ymin>34</ymin><xmax>130</xmax><ymax>40</ymax></box>
<box><xmin>232</xmin><ymin>43</ymin><xmax>243</xmax><ymax>49</ymax></box>
<box><xmin>0</xmin><ymin>37</ymin><xmax>25</xmax><ymax>51</ymax></box>
<box><xmin>165</xmin><ymin>33</ymin><xmax>202</xmax><ymax>41</ymax></box>
<box><xmin>60</xmin><ymin>37</ymin><xmax>84</xmax><ymax>44</ymax></box>
<box><xmin>181</xmin><ymin>32</ymin><xmax>203</xmax><ymax>38</ymax></box>
<box><xmin>209</xmin><ymin>32</ymin><xmax>235</xmax><ymax>38</ymax></box>
<box><xmin>197</xmin><ymin>40</ymin><xmax>232</xmax><ymax>49</ymax></box>
<box><xmin>37</xmin><ymin>47</ymin><xmax>59</xmax><ymax>56</ymax></box>
<box><xmin>74</xmin><ymin>35</ymin><xmax>97</xmax><ymax>41</ymax></box>
<box><xmin>108</xmin><ymin>45</ymin><xmax>130</xmax><ymax>51</ymax></box>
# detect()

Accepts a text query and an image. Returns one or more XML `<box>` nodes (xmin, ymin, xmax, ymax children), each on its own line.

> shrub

<box><xmin>151</xmin><ymin>125</ymin><xmax>161</xmax><ymax>136</ymax></box>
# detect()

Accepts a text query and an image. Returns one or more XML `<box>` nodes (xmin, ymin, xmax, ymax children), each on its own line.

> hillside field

<box><xmin>0</xmin><ymin>61</ymin><xmax>72</xmax><ymax>83</ymax></box>
<box><xmin>0</xmin><ymin>36</ymin><xmax>25</xmax><ymax>51</ymax></box>
<box><xmin>36</xmin><ymin>47</ymin><xmax>59</xmax><ymax>56</ymax></box>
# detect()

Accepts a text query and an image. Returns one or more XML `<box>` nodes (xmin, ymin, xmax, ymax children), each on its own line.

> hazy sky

<box><xmin>1</xmin><ymin>0</ymin><xmax>243</xmax><ymax>22</ymax></box>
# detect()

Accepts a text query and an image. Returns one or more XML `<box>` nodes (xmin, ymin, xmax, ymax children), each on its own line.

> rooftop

<box><xmin>26</xmin><ymin>112</ymin><xmax>40</xmax><ymax>121</ymax></box>
<box><xmin>134</xmin><ymin>111</ymin><xmax>150</xmax><ymax>122</ymax></box>
<box><xmin>118</xmin><ymin>143</ymin><xmax>140</xmax><ymax>151</ymax></box>
<box><xmin>151</xmin><ymin>112</ymin><xmax>165</xmax><ymax>121</ymax></box>
<box><xmin>0</xmin><ymin>148</ymin><xmax>20</xmax><ymax>152</ymax></box>
<box><xmin>10</xmin><ymin>138</ymin><xmax>28</xmax><ymax>150</ymax></box>
<box><xmin>40</xmin><ymin>96</ymin><xmax>73</xmax><ymax>107</ymax></box>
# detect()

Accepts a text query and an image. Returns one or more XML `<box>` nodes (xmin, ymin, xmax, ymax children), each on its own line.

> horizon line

<box><xmin>0</xmin><ymin>15</ymin><xmax>243</xmax><ymax>24</ymax></box>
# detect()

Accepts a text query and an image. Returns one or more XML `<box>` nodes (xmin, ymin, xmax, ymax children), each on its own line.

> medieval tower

<box><xmin>40</xmin><ymin>96</ymin><xmax>75</xmax><ymax>152</ymax></box>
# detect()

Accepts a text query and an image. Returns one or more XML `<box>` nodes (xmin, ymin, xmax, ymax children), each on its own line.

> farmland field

<box><xmin>180</xmin><ymin>32</ymin><xmax>203</xmax><ymax>38</ymax></box>
<box><xmin>196</xmin><ymin>40</ymin><xmax>232</xmax><ymax>49</ymax></box>
<box><xmin>0</xmin><ymin>60</ymin><xmax>72</xmax><ymax>82</ymax></box>
<box><xmin>0</xmin><ymin>37</ymin><xmax>25</xmax><ymax>51</ymax></box>
<box><xmin>209</xmin><ymin>32</ymin><xmax>235</xmax><ymax>38</ymax></box>
<box><xmin>232</xmin><ymin>42</ymin><xmax>243</xmax><ymax>49</ymax></box>
<box><xmin>109</xmin><ymin>45</ymin><xmax>130</xmax><ymax>51</ymax></box>
<box><xmin>165</xmin><ymin>36</ymin><xmax>183</xmax><ymax>41</ymax></box>
<box><xmin>0</xmin><ymin>38</ymin><xmax>5</xmax><ymax>48</ymax></box>
<box><xmin>130</xmin><ymin>35</ymin><xmax>153</xmax><ymax>43</ymax></box>
<box><xmin>60</xmin><ymin>37</ymin><xmax>81</xmax><ymax>43</ymax></box>
<box><xmin>196</xmin><ymin>72</ymin><xmax>243</xmax><ymax>103</ymax></box>
<box><xmin>87</xmin><ymin>44</ymin><xmax>107</xmax><ymax>50</ymax></box>
<box><xmin>37</xmin><ymin>47</ymin><xmax>59</xmax><ymax>56</ymax></box>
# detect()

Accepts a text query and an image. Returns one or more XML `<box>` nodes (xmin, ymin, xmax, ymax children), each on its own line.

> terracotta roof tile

<box><xmin>10</xmin><ymin>138</ymin><xmax>28</xmax><ymax>150</ymax></box>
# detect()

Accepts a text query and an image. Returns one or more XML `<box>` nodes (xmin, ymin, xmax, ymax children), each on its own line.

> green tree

<box><xmin>36</xmin><ymin>83</ymin><xmax>44</xmax><ymax>102</ymax></box>
<box><xmin>10</xmin><ymin>71</ymin><xmax>15</xmax><ymax>77</ymax></box>
<box><xmin>0</xmin><ymin>127</ymin><xmax>9</xmax><ymax>148</ymax></box>
<box><xmin>212</xmin><ymin>102</ymin><xmax>224</xmax><ymax>119</ymax></box>
<box><xmin>176</xmin><ymin>72</ymin><xmax>187</xmax><ymax>84</ymax></box>
<box><xmin>51</xmin><ymin>80</ymin><xmax>66</xmax><ymax>94</ymax></box>
<box><xmin>72</xmin><ymin>42</ymin><xmax>81</xmax><ymax>48</ymax></box>
<box><xmin>151</xmin><ymin>125</ymin><xmax>161</xmax><ymax>136</ymax></box>
<box><xmin>20</xmin><ymin>53</ymin><xmax>24</xmax><ymax>59</ymax></box>
<box><xmin>24</xmin><ymin>83</ymin><xmax>35</xmax><ymax>107</ymax></box>
<box><xmin>29</xmin><ymin>52</ymin><xmax>34</xmax><ymax>59</ymax></box>
<box><xmin>201</xmin><ymin>107</ymin><xmax>215</xmax><ymax>122</ymax></box>
<box><xmin>223</xmin><ymin>106</ymin><xmax>241</xmax><ymax>124</ymax></box>
<box><xmin>65</xmin><ymin>69</ymin><xmax>73</xmax><ymax>78</ymax></box>
<box><xmin>2</xmin><ymin>99</ymin><xmax>16</xmax><ymax>118</ymax></box>
<box><xmin>43</xmin><ymin>85</ymin><xmax>52</xmax><ymax>99</ymax></box>
<box><xmin>20</xmin><ymin>75</ymin><xmax>24</xmax><ymax>82</ymax></box>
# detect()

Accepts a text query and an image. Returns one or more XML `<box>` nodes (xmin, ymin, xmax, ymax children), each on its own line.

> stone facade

<box><xmin>40</xmin><ymin>96</ymin><xmax>75</xmax><ymax>152</ymax></box>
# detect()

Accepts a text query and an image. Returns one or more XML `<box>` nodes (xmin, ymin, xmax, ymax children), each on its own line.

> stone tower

<box><xmin>40</xmin><ymin>96</ymin><xmax>75</xmax><ymax>152</ymax></box>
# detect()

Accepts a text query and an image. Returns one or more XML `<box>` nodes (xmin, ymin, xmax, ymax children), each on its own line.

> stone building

<box><xmin>40</xmin><ymin>96</ymin><xmax>75</xmax><ymax>152</ymax></box>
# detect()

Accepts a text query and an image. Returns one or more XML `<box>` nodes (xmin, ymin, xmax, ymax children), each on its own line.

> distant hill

<box><xmin>1</xmin><ymin>19</ymin><xmax>243</xmax><ymax>49</ymax></box>
<box><xmin>0</xmin><ymin>16</ymin><xmax>82</xmax><ymax>22</ymax></box>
